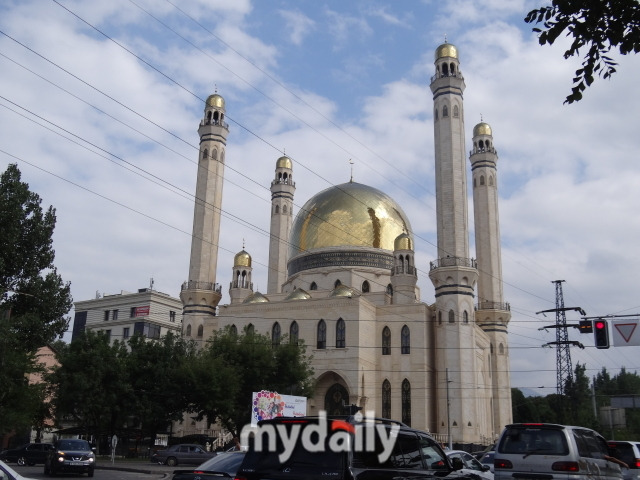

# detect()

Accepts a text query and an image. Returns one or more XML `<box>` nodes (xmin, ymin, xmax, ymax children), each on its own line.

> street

<box><xmin>14</xmin><ymin>463</ymin><xmax>171</xmax><ymax>479</ymax></box>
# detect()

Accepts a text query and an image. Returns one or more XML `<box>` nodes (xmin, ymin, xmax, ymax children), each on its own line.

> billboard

<box><xmin>251</xmin><ymin>390</ymin><xmax>307</xmax><ymax>424</ymax></box>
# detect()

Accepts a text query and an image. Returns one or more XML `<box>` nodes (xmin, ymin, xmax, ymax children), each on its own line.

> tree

<box><xmin>525</xmin><ymin>0</ymin><xmax>640</xmax><ymax>103</ymax></box>
<box><xmin>0</xmin><ymin>163</ymin><xmax>73</xmax><ymax>435</ymax></box>
<box><xmin>564</xmin><ymin>363</ymin><xmax>597</xmax><ymax>428</ymax></box>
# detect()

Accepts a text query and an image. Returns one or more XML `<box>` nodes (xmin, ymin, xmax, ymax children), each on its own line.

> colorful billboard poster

<box><xmin>251</xmin><ymin>390</ymin><xmax>307</xmax><ymax>424</ymax></box>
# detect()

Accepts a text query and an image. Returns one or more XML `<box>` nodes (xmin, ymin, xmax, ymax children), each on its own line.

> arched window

<box><xmin>386</xmin><ymin>284</ymin><xmax>393</xmax><ymax>296</ymax></box>
<box><xmin>401</xmin><ymin>325</ymin><xmax>410</xmax><ymax>354</ymax></box>
<box><xmin>185</xmin><ymin>324</ymin><xmax>192</xmax><ymax>336</ymax></box>
<box><xmin>449</xmin><ymin>62</ymin><xmax>455</xmax><ymax>74</ymax></box>
<box><xmin>362</xmin><ymin>281</ymin><xmax>370</xmax><ymax>293</ymax></box>
<box><xmin>246</xmin><ymin>323</ymin><xmax>255</xmax><ymax>336</ymax></box>
<box><xmin>480</xmin><ymin>175</ymin><xmax>485</xmax><ymax>185</ymax></box>
<box><xmin>336</xmin><ymin>318</ymin><xmax>346</xmax><ymax>348</ymax></box>
<box><xmin>443</xmin><ymin>105</ymin><xmax>449</xmax><ymax>117</ymax></box>
<box><xmin>317</xmin><ymin>320</ymin><xmax>326</xmax><ymax>349</ymax></box>
<box><xmin>489</xmin><ymin>176</ymin><xmax>494</xmax><ymax>186</ymax></box>
<box><xmin>197</xmin><ymin>324</ymin><xmax>203</xmax><ymax>337</ymax></box>
<box><xmin>499</xmin><ymin>343</ymin><xmax>505</xmax><ymax>354</ymax></box>
<box><xmin>272</xmin><ymin>322</ymin><xmax>281</xmax><ymax>346</ymax></box>
<box><xmin>382</xmin><ymin>326</ymin><xmax>391</xmax><ymax>355</ymax></box>
<box><xmin>283</xmin><ymin>205</ymin><xmax>288</xmax><ymax>214</ymax></box>
<box><xmin>382</xmin><ymin>380</ymin><xmax>391</xmax><ymax>419</ymax></box>
<box><xmin>310</xmin><ymin>282</ymin><xmax>317</xmax><ymax>290</ymax></box>
<box><xmin>402</xmin><ymin>379</ymin><xmax>411</xmax><ymax>426</ymax></box>
<box><xmin>212</xmin><ymin>149</ymin><xmax>218</xmax><ymax>161</ymax></box>
<box><xmin>463</xmin><ymin>310</ymin><xmax>469</xmax><ymax>324</ymax></box>
<box><xmin>324</xmin><ymin>383</ymin><xmax>349</xmax><ymax>415</ymax></box>
<box><xmin>448</xmin><ymin>309</ymin><xmax>455</xmax><ymax>323</ymax></box>
<box><xmin>290</xmin><ymin>321</ymin><xmax>299</xmax><ymax>345</ymax></box>
<box><xmin>230</xmin><ymin>324</ymin><xmax>237</xmax><ymax>336</ymax></box>
<box><xmin>398</xmin><ymin>254</ymin><xmax>405</xmax><ymax>273</ymax></box>
<box><xmin>334</xmin><ymin>279</ymin><xmax>342</xmax><ymax>288</ymax></box>
<box><xmin>453</xmin><ymin>105</ymin><xmax>459</xmax><ymax>117</ymax></box>
<box><xmin>442</xmin><ymin>63</ymin><xmax>449</xmax><ymax>76</ymax></box>
<box><xmin>202</xmin><ymin>149</ymin><xmax>208</xmax><ymax>161</ymax></box>
<box><xmin>473</xmin><ymin>177</ymin><xmax>477</xmax><ymax>188</ymax></box>
<box><xmin>438</xmin><ymin>311</ymin><xmax>442</xmax><ymax>325</ymax></box>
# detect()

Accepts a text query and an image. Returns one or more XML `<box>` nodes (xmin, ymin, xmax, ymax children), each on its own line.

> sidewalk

<box><xmin>96</xmin><ymin>457</ymin><xmax>175</xmax><ymax>475</ymax></box>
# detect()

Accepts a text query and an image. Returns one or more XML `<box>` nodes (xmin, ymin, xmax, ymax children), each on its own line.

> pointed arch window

<box><xmin>283</xmin><ymin>205</ymin><xmax>288</xmax><ymax>214</ymax></box>
<box><xmin>202</xmin><ymin>149</ymin><xmax>208</xmax><ymax>161</ymax></box>
<box><xmin>489</xmin><ymin>176</ymin><xmax>494</xmax><ymax>186</ymax></box>
<box><xmin>362</xmin><ymin>281</ymin><xmax>370</xmax><ymax>293</ymax></box>
<box><xmin>480</xmin><ymin>175</ymin><xmax>485</xmax><ymax>185</ymax></box>
<box><xmin>230</xmin><ymin>324</ymin><xmax>237</xmax><ymax>336</ymax></box>
<box><xmin>382</xmin><ymin>380</ymin><xmax>391</xmax><ymax>419</ymax></box>
<box><xmin>275</xmin><ymin>205</ymin><xmax>280</xmax><ymax>214</ymax></box>
<box><xmin>334</xmin><ymin>279</ymin><xmax>342</xmax><ymax>288</ymax></box>
<box><xmin>272</xmin><ymin>322</ymin><xmax>281</xmax><ymax>346</ymax></box>
<box><xmin>212</xmin><ymin>149</ymin><xmax>218</xmax><ymax>161</ymax></box>
<box><xmin>246</xmin><ymin>323</ymin><xmax>255</xmax><ymax>336</ymax></box>
<box><xmin>443</xmin><ymin>105</ymin><xmax>449</xmax><ymax>117</ymax></box>
<box><xmin>317</xmin><ymin>320</ymin><xmax>326</xmax><ymax>349</ymax></box>
<box><xmin>448</xmin><ymin>309</ymin><xmax>455</xmax><ymax>323</ymax></box>
<box><xmin>290</xmin><ymin>321</ymin><xmax>299</xmax><ymax>345</ymax></box>
<box><xmin>336</xmin><ymin>318</ymin><xmax>346</xmax><ymax>348</ymax></box>
<box><xmin>382</xmin><ymin>326</ymin><xmax>391</xmax><ymax>355</ymax></box>
<box><xmin>310</xmin><ymin>282</ymin><xmax>317</xmax><ymax>290</ymax></box>
<box><xmin>453</xmin><ymin>105</ymin><xmax>459</xmax><ymax>117</ymax></box>
<box><xmin>197</xmin><ymin>324</ymin><xmax>203</xmax><ymax>337</ymax></box>
<box><xmin>185</xmin><ymin>324</ymin><xmax>192</xmax><ymax>337</ymax></box>
<box><xmin>402</xmin><ymin>379</ymin><xmax>411</xmax><ymax>426</ymax></box>
<box><xmin>386</xmin><ymin>284</ymin><xmax>393</xmax><ymax>296</ymax></box>
<box><xmin>463</xmin><ymin>310</ymin><xmax>469</xmax><ymax>324</ymax></box>
<box><xmin>499</xmin><ymin>343</ymin><xmax>505</xmax><ymax>354</ymax></box>
<box><xmin>401</xmin><ymin>325</ymin><xmax>410</xmax><ymax>354</ymax></box>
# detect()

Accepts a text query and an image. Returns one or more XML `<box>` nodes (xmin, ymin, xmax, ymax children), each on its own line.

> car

<box><xmin>447</xmin><ymin>450</ymin><xmax>493</xmax><ymax>480</ymax></box>
<box><xmin>494</xmin><ymin>423</ymin><xmax>623</xmax><ymax>480</ymax></box>
<box><xmin>608</xmin><ymin>441</ymin><xmax>640</xmax><ymax>480</ymax></box>
<box><xmin>151</xmin><ymin>444</ymin><xmax>217</xmax><ymax>467</ymax></box>
<box><xmin>44</xmin><ymin>438</ymin><xmax>96</xmax><ymax>477</ymax></box>
<box><xmin>479</xmin><ymin>451</ymin><xmax>495</xmax><ymax>473</ymax></box>
<box><xmin>0</xmin><ymin>460</ymin><xmax>38</xmax><ymax>480</ymax></box>
<box><xmin>236</xmin><ymin>415</ymin><xmax>481</xmax><ymax>480</ymax></box>
<box><xmin>171</xmin><ymin>451</ymin><xmax>246</xmax><ymax>479</ymax></box>
<box><xmin>0</xmin><ymin>443</ymin><xmax>54</xmax><ymax>466</ymax></box>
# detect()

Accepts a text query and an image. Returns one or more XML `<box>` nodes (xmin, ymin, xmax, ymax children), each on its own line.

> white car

<box><xmin>447</xmin><ymin>450</ymin><xmax>494</xmax><ymax>480</ymax></box>
<box><xmin>0</xmin><ymin>459</ymin><xmax>38</xmax><ymax>480</ymax></box>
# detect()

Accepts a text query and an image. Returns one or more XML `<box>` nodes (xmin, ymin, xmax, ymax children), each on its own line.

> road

<box><xmin>12</xmin><ymin>462</ymin><xmax>172</xmax><ymax>479</ymax></box>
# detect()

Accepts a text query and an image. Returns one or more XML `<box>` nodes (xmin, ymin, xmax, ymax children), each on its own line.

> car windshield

<box><xmin>499</xmin><ymin>427</ymin><xmax>568</xmax><ymax>455</ymax></box>
<box><xmin>58</xmin><ymin>440</ymin><xmax>90</xmax><ymax>451</ymax></box>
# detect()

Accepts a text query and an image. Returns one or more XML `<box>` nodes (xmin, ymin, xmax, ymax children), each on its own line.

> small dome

<box><xmin>394</xmin><ymin>232</ymin><xmax>413</xmax><ymax>251</ymax></box>
<box><xmin>276</xmin><ymin>155</ymin><xmax>292</xmax><ymax>169</ymax></box>
<box><xmin>473</xmin><ymin>122</ymin><xmax>492</xmax><ymax>137</ymax></box>
<box><xmin>284</xmin><ymin>288</ymin><xmax>311</xmax><ymax>301</ymax></box>
<box><xmin>329</xmin><ymin>285</ymin><xmax>356</xmax><ymax>298</ymax></box>
<box><xmin>234</xmin><ymin>250</ymin><xmax>251</xmax><ymax>267</ymax></box>
<box><xmin>435</xmin><ymin>42</ymin><xmax>458</xmax><ymax>61</ymax></box>
<box><xmin>206</xmin><ymin>93</ymin><xmax>225</xmax><ymax>109</ymax></box>
<box><xmin>242</xmin><ymin>291</ymin><xmax>269</xmax><ymax>304</ymax></box>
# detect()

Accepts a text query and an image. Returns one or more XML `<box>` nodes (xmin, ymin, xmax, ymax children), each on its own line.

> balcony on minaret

<box><xmin>181</xmin><ymin>280</ymin><xmax>222</xmax><ymax>295</ymax></box>
<box><xmin>271</xmin><ymin>177</ymin><xmax>295</xmax><ymax>187</ymax></box>
<box><xmin>476</xmin><ymin>300</ymin><xmax>510</xmax><ymax>311</ymax></box>
<box><xmin>200</xmin><ymin>117</ymin><xmax>228</xmax><ymax>128</ymax></box>
<box><xmin>429</xmin><ymin>256</ymin><xmax>476</xmax><ymax>270</ymax></box>
<box><xmin>391</xmin><ymin>264</ymin><xmax>417</xmax><ymax>276</ymax></box>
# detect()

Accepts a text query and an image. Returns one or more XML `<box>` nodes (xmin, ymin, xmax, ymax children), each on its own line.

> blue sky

<box><xmin>2</xmin><ymin>0</ymin><xmax>640</xmax><ymax>402</ymax></box>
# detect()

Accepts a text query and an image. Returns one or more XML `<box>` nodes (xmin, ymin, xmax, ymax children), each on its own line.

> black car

<box><xmin>0</xmin><ymin>442</ymin><xmax>54</xmax><ymax>466</ymax></box>
<box><xmin>171</xmin><ymin>451</ymin><xmax>246</xmax><ymax>479</ymax></box>
<box><xmin>236</xmin><ymin>415</ymin><xmax>479</xmax><ymax>480</ymax></box>
<box><xmin>44</xmin><ymin>438</ymin><xmax>95</xmax><ymax>477</ymax></box>
<box><xmin>151</xmin><ymin>443</ymin><xmax>218</xmax><ymax>466</ymax></box>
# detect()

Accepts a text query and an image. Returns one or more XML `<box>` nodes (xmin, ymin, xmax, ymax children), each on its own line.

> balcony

<box><xmin>429</xmin><ymin>256</ymin><xmax>476</xmax><ymax>270</ymax></box>
<box><xmin>476</xmin><ymin>301</ymin><xmax>511</xmax><ymax>311</ymax></box>
<box><xmin>181</xmin><ymin>281</ymin><xmax>222</xmax><ymax>294</ymax></box>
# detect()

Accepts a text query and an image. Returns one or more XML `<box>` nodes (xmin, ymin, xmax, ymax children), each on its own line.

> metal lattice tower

<box><xmin>553</xmin><ymin>280</ymin><xmax>573</xmax><ymax>396</ymax></box>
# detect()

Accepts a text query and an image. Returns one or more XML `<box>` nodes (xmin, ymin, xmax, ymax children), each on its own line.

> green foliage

<box><xmin>0</xmin><ymin>163</ymin><xmax>72</xmax><ymax>435</ymax></box>
<box><xmin>525</xmin><ymin>0</ymin><xmax>640</xmax><ymax>103</ymax></box>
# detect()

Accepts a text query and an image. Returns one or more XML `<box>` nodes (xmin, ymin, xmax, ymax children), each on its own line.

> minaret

<box><xmin>390</xmin><ymin>232</ymin><xmax>420</xmax><ymax>304</ymax></box>
<box><xmin>180</xmin><ymin>92</ymin><xmax>228</xmax><ymax>343</ymax></box>
<box><xmin>267</xmin><ymin>155</ymin><xmax>295</xmax><ymax>294</ymax></box>
<box><xmin>229</xmin><ymin>246</ymin><xmax>253</xmax><ymax>305</ymax></box>
<box><xmin>428</xmin><ymin>42</ymin><xmax>480</xmax><ymax>444</ymax></box>
<box><xmin>470</xmin><ymin>121</ymin><xmax>512</xmax><ymax>435</ymax></box>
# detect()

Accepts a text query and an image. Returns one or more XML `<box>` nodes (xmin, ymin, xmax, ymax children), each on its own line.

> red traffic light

<box><xmin>594</xmin><ymin>319</ymin><xmax>610</xmax><ymax>349</ymax></box>
<box><xmin>595</xmin><ymin>320</ymin><xmax>606</xmax><ymax>330</ymax></box>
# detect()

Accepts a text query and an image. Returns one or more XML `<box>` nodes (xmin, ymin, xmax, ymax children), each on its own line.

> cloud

<box><xmin>278</xmin><ymin>9</ymin><xmax>315</xmax><ymax>46</ymax></box>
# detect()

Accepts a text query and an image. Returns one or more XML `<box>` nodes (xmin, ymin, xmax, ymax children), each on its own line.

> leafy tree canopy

<box><xmin>525</xmin><ymin>0</ymin><xmax>640</xmax><ymax>103</ymax></box>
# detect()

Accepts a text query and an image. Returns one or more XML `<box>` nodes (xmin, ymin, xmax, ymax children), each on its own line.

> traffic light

<box><xmin>579</xmin><ymin>320</ymin><xmax>593</xmax><ymax>333</ymax></box>
<box><xmin>593</xmin><ymin>319</ymin><xmax>610</xmax><ymax>349</ymax></box>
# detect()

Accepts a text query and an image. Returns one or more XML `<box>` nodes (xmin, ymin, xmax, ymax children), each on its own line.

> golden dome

<box><xmin>435</xmin><ymin>43</ymin><xmax>458</xmax><ymax>61</ymax></box>
<box><xmin>394</xmin><ymin>232</ymin><xmax>413</xmax><ymax>251</ymax></box>
<box><xmin>206</xmin><ymin>93</ymin><xmax>225</xmax><ymax>109</ymax></box>
<box><xmin>234</xmin><ymin>250</ymin><xmax>251</xmax><ymax>267</ymax></box>
<box><xmin>329</xmin><ymin>285</ymin><xmax>356</xmax><ymax>298</ymax></box>
<box><xmin>242</xmin><ymin>291</ymin><xmax>269</xmax><ymax>304</ymax></box>
<box><xmin>284</xmin><ymin>288</ymin><xmax>311</xmax><ymax>301</ymax></box>
<box><xmin>473</xmin><ymin>122</ymin><xmax>492</xmax><ymax>137</ymax></box>
<box><xmin>289</xmin><ymin>182</ymin><xmax>412</xmax><ymax>256</ymax></box>
<box><xmin>276</xmin><ymin>155</ymin><xmax>292</xmax><ymax>169</ymax></box>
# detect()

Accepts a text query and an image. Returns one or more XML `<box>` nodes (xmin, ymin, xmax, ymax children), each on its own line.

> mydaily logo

<box><xmin>239</xmin><ymin>411</ymin><xmax>400</xmax><ymax>463</ymax></box>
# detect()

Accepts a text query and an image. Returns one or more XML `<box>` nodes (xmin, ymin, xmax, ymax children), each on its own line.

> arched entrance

<box><xmin>324</xmin><ymin>383</ymin><xmax>349</xmax><ymax>415</ymax></box>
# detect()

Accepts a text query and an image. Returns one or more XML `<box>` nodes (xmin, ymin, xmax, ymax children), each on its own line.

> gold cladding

<box><xmin>435</xmin><ymin>43</ymin><xmax>458</xmax><ymax>60</ymax></box>
<box><xmin>276</xmin><ymin>156</ymin><xmax>293</xmax><ymax>169</ymax></box>
<box><xmin>473</xmin><ymin>122</ymin><xmax>492</xmax><ymax>137</ymax></box>
<box><xmin>234</xmin><ymin>250</ymin><xmax>251</xmax><ymax>267</ymax></box>
<box><xmin>206</xmin><ymin>94</ymin><xmax>225</xmax><ymax>109</ymax></box>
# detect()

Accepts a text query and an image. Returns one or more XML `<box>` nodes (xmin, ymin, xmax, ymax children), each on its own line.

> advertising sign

<box><xmin>251</xmin><ymin>390</ymin><xmax>307</xmax><ymax>424</ymax></box>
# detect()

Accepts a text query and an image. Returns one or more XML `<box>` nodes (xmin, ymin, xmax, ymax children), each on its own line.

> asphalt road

<box><xmin>9</xmin><ymin>461</ymin><xmax>173</xmax><ymax>479</ymax></box>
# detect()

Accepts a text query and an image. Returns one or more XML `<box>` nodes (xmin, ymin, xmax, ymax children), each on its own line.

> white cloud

<box><xmin>278</xmin><ymin>9</ymin><xmax>315</xmax><ymax>46</ymax></box>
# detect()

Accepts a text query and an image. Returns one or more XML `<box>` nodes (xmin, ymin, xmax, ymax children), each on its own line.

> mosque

<box><xmin>179</xmin><ymin>42</ymin><xmax>512</xmax><ymax>445</ymax></box>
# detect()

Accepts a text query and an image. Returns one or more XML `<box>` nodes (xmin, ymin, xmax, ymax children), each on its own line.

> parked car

<box><xmin>0</xmin><ymin>460</ymin><xmax>38</xmax><ymax>480</ymax></box>
<box><xmin>171</xmin><ymin>451</ymin><xmax>246</xmax><ymax>479</ymax></box>
<box><xmin>151</xmin><ymin>444</ymin><xmax>217</xmax><ymax>467</ymax></box>
<box><xmin>494</xmin><ymin>423</ymin><xmax>623</xmax><ymax>480</ymax></box>
<box><xmin>608</xmin><ymin>440</ymin><xmax>640</xmax><ymax>480</ymax></box>
<box><xmin>44</xmin><ymin>438</ymin><xmax>95</xmax><ymax>477</ymax></box>
<box><xmin>479</xmin><ymin>451</ymin><xmax>495</xmax><ymax>472</ymax></box>
<box><xmin>236</xmin><ymin>415</ymin><xmax>481</xmax><ymax>480</ymax></box>
<box><xmin>447</xmin><ymin>450</ymin><xmax>493</xmax><ymax>480</ymax></box>
<box><xmin>0</xmin><ymin>443</ymin><xmax>54</xmax><ymax>466</ymax></box>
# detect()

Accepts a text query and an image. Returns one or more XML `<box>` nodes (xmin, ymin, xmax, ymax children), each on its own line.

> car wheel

<box><xmin>166</xmin><ymin>456</ymin><xmax>177</xmax><ymax>466</ymax></box>
<box><xmin>88</xmin><ymin>467</ymin><xmax>94</xmax><ymax>477</ymax></box>
<box><xmin>17</xmin><ymin>456</ymin><xmax>26</xmax><ymax>466</ymax></box>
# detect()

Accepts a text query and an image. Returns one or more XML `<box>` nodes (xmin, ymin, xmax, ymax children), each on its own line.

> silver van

<box><xmin>494</xmin><ymin>423</ymin><xmax>623</xmax><ymax>480</ymax></box>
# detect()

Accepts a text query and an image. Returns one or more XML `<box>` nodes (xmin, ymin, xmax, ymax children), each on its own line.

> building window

<box><xmin>362</xmin><ymin>281</ymin><xmax>370</xmax><ymax>293</ymax></box>
<box><xmin>402</xmin><ymin>379</ymin><xmax>411</xmax><ymax>426</ymax></box>
<box><xmin>317</xmin><ymin>320</ymin><xmax>326</xmax><ymax>349</ymax></box>
<box><xmin>272</xmin><ymin>322</ymin><xmax>281</xmax><ymax>346</ymax></box>
<box><xmin>463</xmin><ymin>310</ymin><xmax>469</xmax><ymax>324</ymax></box>
<box><xmin>386</xmin><ymin>284</ymin><xmax>393</xmax><ymax>296</ymax></box>
<box><xmin>448</xmin><ymin>309</ymin><xmax>455</xmax><ymax>323</ymax></box>
<box><xmin>290</xmin><ymin>321</ymin><xmax>299</xmax><ymax>345</ymax></box>
<box><xmin>382</xmin><ymin>379</ymin><xmax>391</xmax><ymax>419</ymax></box>
<box><xmin>336</xmin><ymin>318</ymin><xmax>345</xmax><ymax>348</ymax></box>
<box><xmin>334</xmin><ymin>279</ymin><xmax>342</xmax><ymax>288</ymax></box>
<box><xmin>382</xmin><ymin>326</ymin><xmax>391</xmax><ymax>355</ymax></box>
<box><xmin>104</xmin><ymin>329</ymin><xmax>111</xmax><ymax>342</ymax></box>
<box><xmin>112</xmin><ymin>309</ymin><xmax>118</xmax><ymax>321</ymax></box>
<box><xmin>197</xmin><ymin>324</ymin><xmax>203</xmax><ymax>337</ymax></box>
<box><xmin>310</xmin><ymin>282</ymin><xmax>317</xmax><ymax>290</ymax></box>
<box><xmin>246</xmin><ymin>323</ymin><xmax>255</xmax><ymax>336</ymax></box>
<box><xmin>123</xmin><ymin>327</ymin><xmax>130</xmax><ymax>339</ymax></box>
<box><xmin>230</xmin><ymin>324</ymin><xmax>237</xmax><ymax>336</ymax></box>
<box><xmin>169</xmin><ymin>311</ymin><xmax>176</xmax><ymax>322</ymax></box>
<box><xmin>401</xmin><ymin>325</ymin><xmax>410</xmax><ymax>354</ymax></box>
<box><xmin>130</xmin><ymin>307</ymin><xmax>136</xmax><ymax>318</ymax></box>
<box><xmin>443</xmin><ymin>105</ymin><xmax>449</xmax><ymax>117</ymax></box>
<box><xmin>104</xmin><ymin>310</ymin><xmax>110</xmax><ymax>321</ymax></box>
<box><xmin>186</xmin><ymin>324</ymin><xmax>192</xmax><ymax>336</ymax></box>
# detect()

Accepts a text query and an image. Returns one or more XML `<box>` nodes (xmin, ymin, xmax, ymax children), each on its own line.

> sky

<box><xmin>1</xmin><ymin>0</ymin><xmax>640</xmax><ymax>401</ymax></box>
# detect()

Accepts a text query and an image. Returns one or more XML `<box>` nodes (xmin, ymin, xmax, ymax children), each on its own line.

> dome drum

<box><xmin>287</xmin><ymin>248</ymin><xmax>394</xmax><ymax>277</ymax></box>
